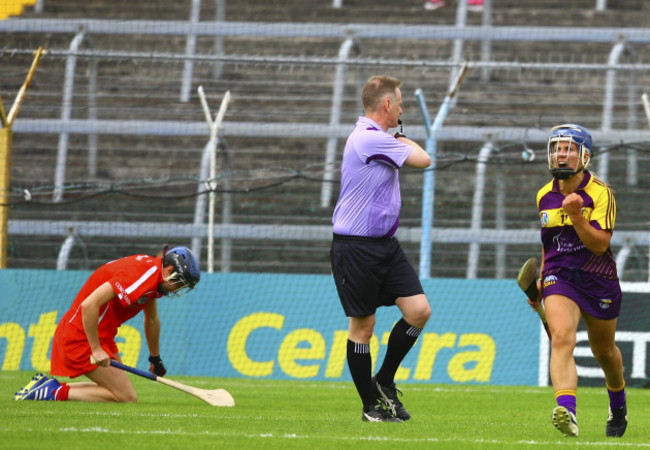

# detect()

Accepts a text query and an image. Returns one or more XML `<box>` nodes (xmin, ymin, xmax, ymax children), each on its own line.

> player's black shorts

<box><xmin>330</xmin><ymin>233</ymin><xmax>424</xmax><ymax>317</ymax></box>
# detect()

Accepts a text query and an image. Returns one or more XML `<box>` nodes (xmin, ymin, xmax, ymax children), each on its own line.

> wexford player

<box><xmin>14</xmin><ymin>246</ymin><xmax>200</xmax><ymax>402</ymax></box>
<box><xmin>527</xmin><ymin>124</ymin><xmax>627</xmax><ymax>437</ymax></box>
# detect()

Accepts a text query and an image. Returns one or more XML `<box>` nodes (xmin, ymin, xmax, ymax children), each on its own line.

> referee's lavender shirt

<box><xmin>332</xmin><ymin>117</ymin><xmax>414</xmax><ymax>238</ymax></box>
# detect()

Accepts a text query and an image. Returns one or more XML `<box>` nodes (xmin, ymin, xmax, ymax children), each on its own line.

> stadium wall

<box><xmin>1</xmin><ymin>270</ymin><xmax>648</xmax><ymax>387</ymax></box>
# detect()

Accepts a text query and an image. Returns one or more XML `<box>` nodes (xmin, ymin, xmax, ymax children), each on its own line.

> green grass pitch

<box><xmin>2</xmin><ymin>371</ymin><xmax>649</xmax><ymax>449</ymax></box>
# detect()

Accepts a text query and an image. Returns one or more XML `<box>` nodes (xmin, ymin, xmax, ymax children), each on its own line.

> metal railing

<box><xmin>3</xmin><ymin>17</ymin><xmax>650</xmax><ymax>277</ymax></box>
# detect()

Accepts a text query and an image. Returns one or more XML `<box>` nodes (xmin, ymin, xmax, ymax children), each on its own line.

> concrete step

<box><xmin>20</xmin><ymin>0</ymin><xmax>648</xmax><ymax>27</ymax></box>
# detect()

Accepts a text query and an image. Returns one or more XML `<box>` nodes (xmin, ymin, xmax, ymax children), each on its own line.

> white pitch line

<box><xmin>0</xmin><ymin>427</ymin><xmax>644</xmax><ymax>448</ymax></box>
<box><xmin>208</xmin><ymin>379</ymin><xmax>552</xmax><ymax>395</ymax></box>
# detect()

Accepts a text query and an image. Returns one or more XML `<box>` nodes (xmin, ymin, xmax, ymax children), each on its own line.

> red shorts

<box><xmin>50</xmin><ymin>321</ymin><xmax>118</xmax><ymax>378</ymax></box>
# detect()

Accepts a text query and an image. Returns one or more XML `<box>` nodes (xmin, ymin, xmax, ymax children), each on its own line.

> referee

<box><xmin>330</xmin><ymin>75</ymin><xmax>431</xmax><ymax>422</ymax></box>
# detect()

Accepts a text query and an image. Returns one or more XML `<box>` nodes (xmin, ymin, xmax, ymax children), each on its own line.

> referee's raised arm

<box><xmin>399</xmin><ymin>136</ymin><xmax>430</xmax><ymax>168</ymax></box>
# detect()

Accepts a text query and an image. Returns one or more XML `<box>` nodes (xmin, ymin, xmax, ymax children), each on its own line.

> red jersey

<box><xmin>51</xmin><ymin>254</ymin><xmax>164</xmax><ymax>377</ymax></box>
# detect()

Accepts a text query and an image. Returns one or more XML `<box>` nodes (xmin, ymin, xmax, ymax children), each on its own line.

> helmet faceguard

<box><xmin>547</xmin><ymin>124</ymin><xmax>593</xmax><ymax>180</ymax></box>
<box><xmin>160</xmin><ymin>246</ymin><xmax>201</xmax><ymax>296</ymax></box>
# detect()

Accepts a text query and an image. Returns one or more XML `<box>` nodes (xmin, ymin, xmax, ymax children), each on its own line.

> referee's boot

<box><xmin>362</xmin><ymin>399</ymin><xmax>401</xmax><ymax>422</ymax></box>
<box><xmin>372</xmin><ymin>375</ymin><xmax>411</xmax><ymax>421</ymax></box>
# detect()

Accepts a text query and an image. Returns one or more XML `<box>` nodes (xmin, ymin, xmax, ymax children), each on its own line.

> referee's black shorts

<box><xmin>330</xmin><ymin>233</ymin><xmax>424</xmax><ymax>317</ymax></box>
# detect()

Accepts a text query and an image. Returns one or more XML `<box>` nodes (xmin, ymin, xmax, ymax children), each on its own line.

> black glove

<box><xmin>148</xmin><ymin>355</ymin><xmax>167</xmax><ymax>377</ymax></box>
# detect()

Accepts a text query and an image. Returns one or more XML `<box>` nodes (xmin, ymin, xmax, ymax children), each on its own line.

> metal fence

<box><xmin>2</xmin><ymin>10</ymin><xmax>650</xmax><ymax>279</ymax></box>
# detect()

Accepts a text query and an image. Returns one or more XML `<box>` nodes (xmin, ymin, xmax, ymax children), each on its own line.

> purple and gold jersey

<box><xmin>537</xmin><ymin>171</ymin><xmax>618</xmax><ymax>280</ymax></box>
<box><xmin>332</xmin><ymin>116</ymin><xmax>413</xmax><ymax>238</ymax></box>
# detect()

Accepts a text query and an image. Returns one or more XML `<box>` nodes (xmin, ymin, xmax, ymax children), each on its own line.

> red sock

<box><xmin>54</xmin><ymin>383</ymin><xmax>70</xmax><ymax>401</ymax></box>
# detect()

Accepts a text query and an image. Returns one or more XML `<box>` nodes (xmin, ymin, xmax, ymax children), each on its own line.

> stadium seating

<box><xmin>2</xmin><ymin>0</ymin><xmax>649</xmax><ymax>277</ymax></box>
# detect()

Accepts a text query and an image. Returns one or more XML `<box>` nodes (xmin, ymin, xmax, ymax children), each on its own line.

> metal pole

<box><xmin>416</xmin><ymin>89</ymin><xmax>435</xmax><ymax>279</ymax></box>
<box><xmin>0</xmin><ymin>126</ymin><xmax>13</xmax><ymax>268</ymax></box>
<box><xmin>87</xmin><ymin>57</ymin><xmax>99</xmax><ymax>177</ymax></box>
<box><xmin>480</xmin><ymin>0</ymin><xmax>492</xmax><ymax>82</ymax></box>
<box><xmin>466</xmin><ymin>141</ymin><xmax>493</xmax><ymax>278</ymax></box>
<box><xmin>220</xmin><ymin>141</ymin><xmax>233</xmax><ymax>273</ymax></box>
<box><xmin>417</xmin><ymin>63</ymin><xmax>468</xmax><ymax>279</ymax></box>
<box><xmin>642</xmin><ymin>93</ymin><xmax>650</xmax><ymax>129</ymax></box>
<box><xmin>213</xmin><ymin>0</ymin><xmax>226</xmax><ymax>79</ymax></box>
<box><xmin>320</xmin><ymin>36</ymin><xmax>357</xmax><ymax>208</ymax></box>
<box><xmin>626</xmin><ymin>49</ymin><xmax>638</xmax><ymax>186</ymax></box>
<box><xmin>180</xmin><ymin>0</ymin><xmax>201</xmax><ymax>102</ymax></box>
<box><xmin>54</xmin><ymin>31</ymin><xmax>85</xmax><ymax>202</ymax></box>
<box><xmin>448</xmin><ymin>0</ymin><xmax>468</xmax><ymax>106</ymax></box>
<box><xmin>197</xmin><ymin>87</ymin><xmax>230</xmax><ymax>273</ymax></box>
<box><xmin>494</xmin><ymin>157</ymin><xmax>506</xmax><ymax>279</ymax></box>
<box><xmin>192</xmin><ymin>141</ymin><xmax>211</xmax><ymax>261</ymax></box>
<box><xmin>599</xmin><ymin>39</ymin><xmax>626</xmax><ymax>184</ymax></box>
<box><xmin>0</xmin><ymin>47</ymin><xmax>45</xmax><ymax>267</ymax></box>
<box><xmin>57</xmin><ymin>234</ymin><xmax>76</xmax><ymax>270</ymax></box>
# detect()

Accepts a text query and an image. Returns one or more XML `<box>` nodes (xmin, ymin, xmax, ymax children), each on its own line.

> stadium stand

<box><xmin>1</xmin><ymin>0</ymin><xmax>649</xmax><ymax>279</ymax></box>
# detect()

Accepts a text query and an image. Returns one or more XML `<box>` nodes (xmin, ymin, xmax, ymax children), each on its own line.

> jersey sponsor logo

<box><xmin>552</xmin><ymin>230</ymin><xmax>586</xmax><ymax>253</ymax></box>
<box><xmin>540</xmin><ymin>211</ymin><xmax>549</xmax><ymax>227</ymax></box>
<box><xmin>115</xmin><ymin>281</ymin><xmax>132</xmax><ymax>305</ymax></box>
<box><xmin>542</xmin><ymin>275</ymin><xmax>557</xmax><ymax>289</ymax></box>
<box><xmin>599</xmin><ymin>298</ymin><xmax>613</xmax><ymax>310</ymax></box>
<box><xmin>541</xmin><ymin>207</ymin><xmax>592</xmax><ymax>228</ymax></box>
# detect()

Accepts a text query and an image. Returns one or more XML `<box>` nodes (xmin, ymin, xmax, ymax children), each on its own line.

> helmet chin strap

<box><xmin>159</xmin><ymin>270</ymin><xmax>192</xmax><ymax>296</ymax></box>
<box><xmin>163</xmin><ymin>271</ymin><xmax>178</xmax><ymax>283</ymax></box>
<box><xmin>158</xmin><ymin>270</ymin><xmax>178</xmax><ymax>295</ymax></box>
<box><xmin>550</xmin><ymin>167</ymin><xmax>583</xmax><ymax>180</ymax></box>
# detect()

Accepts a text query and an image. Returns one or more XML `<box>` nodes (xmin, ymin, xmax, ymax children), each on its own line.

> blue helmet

<box><xmin>161</xmin><ymin>246</ymin><xmax>200</xmax><ymax>296</ymax></box>
<box><xmin>547</xmin><ymin>124</ymin><xmax>593</xmax><ymax>180</ymax></box>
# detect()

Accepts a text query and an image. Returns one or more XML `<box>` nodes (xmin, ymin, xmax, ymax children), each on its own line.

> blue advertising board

<box><xmin>0</xmin><ymin>270</ymin><xmax>542</xmax><ymax>385</ymax></box>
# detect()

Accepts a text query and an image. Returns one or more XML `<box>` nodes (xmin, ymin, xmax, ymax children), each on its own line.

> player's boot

<box><xmin>372</xmin><ymin>375</ymin><xmax>411</xmax><ymax>421</ymax></box>
<box><xmin>552</xmin><ymin>406</ymin><xmax>579</xmax><ymax>437</ymax></box>
<box><xmin>606</xmin><ymin>403</ymin><xmax>628</xmax><ymax>437</ymax></box>
<box><xmin>13</xmin><ymin>373</ymin><xmax>49</xmax><ymax>400</ymax></box>
<box><xmin>15</xmin><ymin>378</ymin><xmax>61</xmax><ymax>401</ymax></box>
<box><xmin>362</xmin><ymin>400</ymin><xmax>402</xmax><ymax>422</ymax></box>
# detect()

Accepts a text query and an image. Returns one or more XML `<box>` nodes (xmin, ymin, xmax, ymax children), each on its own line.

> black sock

<box><xmin>376</xmin><ymin>318</ymin><xmax>422</xmax><ymax>386</ymax></box>
<box><xmin>347</xmin><ymin>339</ymin><xmax>377</xmax><ymax>411</ymax></box>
